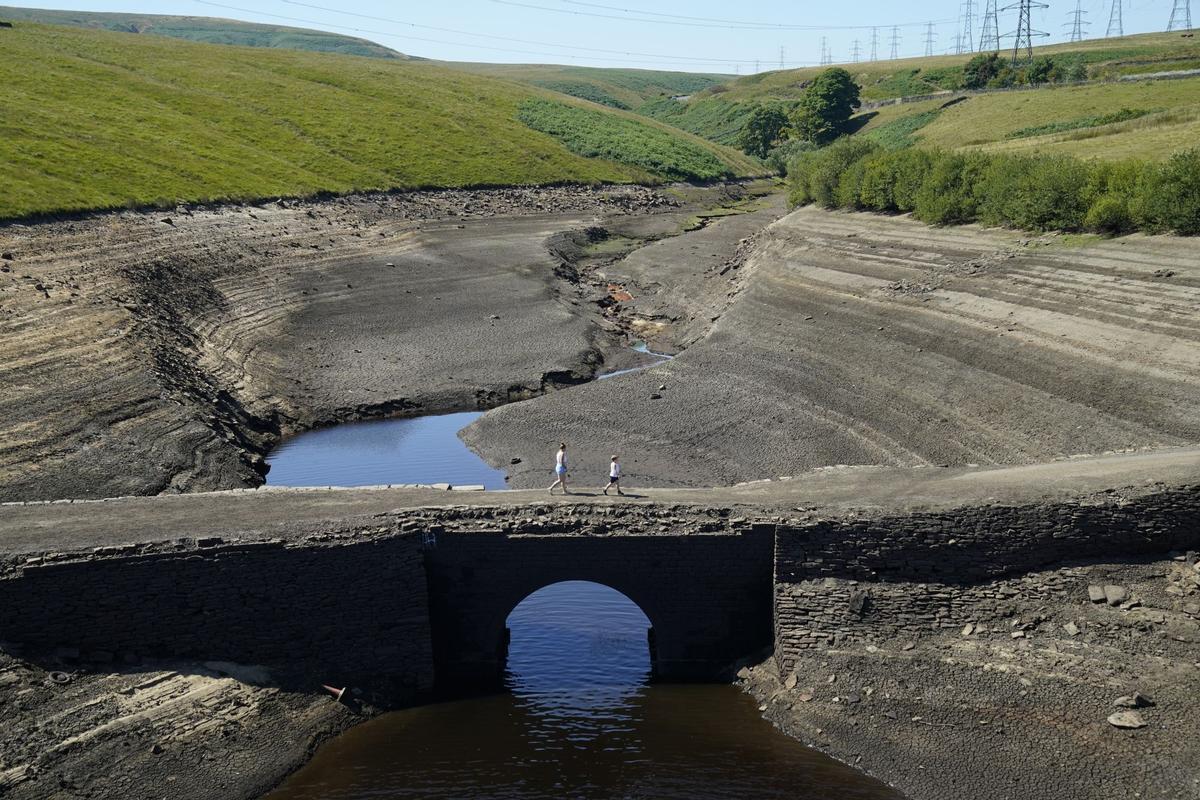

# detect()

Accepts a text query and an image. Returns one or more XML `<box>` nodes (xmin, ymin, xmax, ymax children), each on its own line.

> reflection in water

<box><xmin>267</xmin><ymin>582</ymin><xmax>904</xmax><ymax>800</ymax></box>
<box><xmin>264</xmin><ymin>411</ymin><xmax>507</xmax><ymax>489</ymax></box>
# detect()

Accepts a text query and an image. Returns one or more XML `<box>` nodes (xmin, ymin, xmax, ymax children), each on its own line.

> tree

<box><xmin>738</xmin><ymin>105</ymin><xmax>789</xmax><ymax>159</ymax></box>
<box><xmin>962</xmin><ymin>52</ymin><xmax>1003</xmax><ymax>89</ymax></box>
<box><xmin>788</xmin><ymin>67</ymin><xmax>862</xmax><ymax>146</ymax></box>
<box><xmin>1027</xmin><ymin>56</ymin><xmax>1056</xmax><ymax>85</ymax></box>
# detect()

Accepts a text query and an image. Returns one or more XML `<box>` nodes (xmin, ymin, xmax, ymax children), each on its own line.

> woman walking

<box><xmin>603</xmin><ymin>455</ymin><xmax>624</xmax><ymax>496</ymax></box>
<box><xmin>548</xmin><ymin>442</ymin><xmax>570</xmax><ymax>494</ymax></box>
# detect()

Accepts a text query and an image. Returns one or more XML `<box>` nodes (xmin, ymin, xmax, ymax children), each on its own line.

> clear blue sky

<box><xmin>12</xmin><ymin>0</ymin><xmax>1183</xmax><ymax>72</ymax></box>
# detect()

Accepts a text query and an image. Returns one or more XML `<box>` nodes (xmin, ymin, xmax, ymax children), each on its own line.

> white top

<box><xmin>556</xmin><ymin>450</ymin><xmax>566</xmax><ymax>468</ymax></box>
<box><xmin>610</xmin><ymin>461</ymin><xmax>621</xmax><ymax>478</ymax></box>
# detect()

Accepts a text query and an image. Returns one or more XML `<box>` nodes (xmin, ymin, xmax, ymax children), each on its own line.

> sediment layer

<box><xmin>0</xmin><ymin>183</ymin><xmax>763</xmax><ymax>502</ymax></box>
<box><xmin>467</xmin><ymin>209</ymin><xmax>1200</xmax><ymax>488</ymax></box>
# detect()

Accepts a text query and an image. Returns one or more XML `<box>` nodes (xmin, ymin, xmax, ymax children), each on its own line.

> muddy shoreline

<box><xmin>0</xmin><ymin>180</ymin><xmax>776</xmax><ymax>502</ymax></box>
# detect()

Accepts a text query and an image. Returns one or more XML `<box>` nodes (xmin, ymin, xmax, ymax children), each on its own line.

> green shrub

<box><xmin>766</xmin><ymin>139</ymin><xmax>817</xmax><ymax>175</ymax></box>
<box><xmin>785</xmin><ymin>140</ymin><xmax>1199</xmax><ymax>237</ymax></box>
<box><xmin>806</xmin><ymin>138</ymin><xmax>879</xmax><ymax>209</ymax></box>
<box><xmin>915</xmin><ymin>152</ymin><xmax>988</xmax><ymax>225</ymax></box>
<box><xmin>1134</xmin><ymin>148</ymin><xmax>1200</xmax><ymax>235</ymax></box>
<box><xmin>1084</xmin><ymin>196</ymin><xmax>1134</xmax><ymax>234</ymax></box>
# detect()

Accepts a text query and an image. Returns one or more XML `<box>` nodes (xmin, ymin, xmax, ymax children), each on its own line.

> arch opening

<box><xmin>503</xmin><ymin>581</ymin><xmax>656</xmax><ymax>704</ymax></box>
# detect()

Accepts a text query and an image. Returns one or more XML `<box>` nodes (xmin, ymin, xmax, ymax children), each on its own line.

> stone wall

<box><xmin>425</xmin><ymin>525</ymin><xmax>776</xmax><ymax>686</ymax></box>
<box><xmin>773</xmin><ymin>486</ymin><xmax>1200</xmax><ymax>675</ymax></box>
<box><xmin>0</xmin><ymin>534</ymin><xmax>434</xmax><ymax>697</ymax></box>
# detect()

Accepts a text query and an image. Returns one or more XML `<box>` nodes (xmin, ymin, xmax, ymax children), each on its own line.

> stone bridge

<box><xmin>0</xmin><ymin>447</ymin><xmax>1198</xmax><ymax>702</ymax></box>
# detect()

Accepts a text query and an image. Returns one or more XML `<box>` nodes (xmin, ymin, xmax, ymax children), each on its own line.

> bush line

<box><xmin>787</xmin><ymin>140</ymin><xmax>1200</xmax><ymax>235</ymax></box>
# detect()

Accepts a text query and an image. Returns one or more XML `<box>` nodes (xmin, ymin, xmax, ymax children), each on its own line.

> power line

<box><xmin>890</xmin><ymin>26</ymin><xmax>901</xmax><ymax>59</ymax></box>
<box><xmin>489</xmin><ymin>0</ymin><xmax>956</xmax><ymax>32</ymax></box>
<box><xmin>1167</xmin><ymin>0</ymin><xmax>1192</xmax><ymax>31</ymax></box>
<box><xmin>1106</xmin><ymin>0</ymin><xmax>1124</xmax><ymax>37</ymax></box>
<box><xmin>979</xmin><ymin>0</ymin><xmax>1001</xmax><ymax>50</ymax></box>
<box><xmin>924</xmin><ymin>22</ymin><xmax>937</xmax><ymax>57</ymax></box>
<box><xmin>197</xmin><ymin>0</ymin><xmax>810</xmax><ymax>68</ymax></box>
<box><xmin>1066</xmin><ymin>0</ymin><xmax>1089</xmax><ymax>42</ymax></box>
<box><xmin>1001</xmin><ymin>0</ymin><xmax>1050</xmax><ymax>65</ymax></box>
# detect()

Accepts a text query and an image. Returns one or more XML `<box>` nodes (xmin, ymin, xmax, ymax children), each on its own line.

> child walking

<box><xmin>603</xmin><ymin>455</ymin><xmax>624</xmax><ymax>496</ymax></box>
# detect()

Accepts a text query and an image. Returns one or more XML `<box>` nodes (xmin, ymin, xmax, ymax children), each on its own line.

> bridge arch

<box><xmin>423</xmin><ymin>528</ymin><xmax>774</xmax><ymax>691</ymax></box>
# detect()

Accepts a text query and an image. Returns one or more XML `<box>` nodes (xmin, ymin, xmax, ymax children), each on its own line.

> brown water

<box><xmin>267</xmin><ymin>582</ymin><xmax>903</xmax><ymax>800</ymax></box>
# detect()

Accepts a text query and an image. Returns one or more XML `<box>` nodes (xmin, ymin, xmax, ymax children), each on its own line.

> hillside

<box><xmin>445</xmin><ymin>63</ymin><xmax>728</xmax><ymax>110</ymax></box>
<box><xmin>0</xmin><ymin>5</ymin><xmax>409</xmax><ymax>59</ymax></box>
<box><xmin>644</xmin><ymin>31</ymin><xmax>1200</xmax><ymax>156</ymax></box>
<box><xmin>0</xmin><ymin>22</ymin><xmax>763</xmax><ymax>220</ymax></box>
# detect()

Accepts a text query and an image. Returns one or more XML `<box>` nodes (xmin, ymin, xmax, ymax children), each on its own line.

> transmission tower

<box><xmin>1001</xmin><ymin>0</ymin><xmax>1050</xmax><ymax>64</ymax></box>
<box><xmin>1066</xmin><ymin>0</ymin><xmax>1089</xmax><ymax>41</ymax></box>
<box><xmin>924</xmin><ymin>22</ymin><xmax>937</xmax><ymax>56</ymax></box>
<box><xmin>960</xmin><ymin>0</ymin><xmax>976</xmax><ymax>53</ymax></box>
<box><xmin>1106</xmin><ymin>0</ymin><xmax>1124</xmax><ymax>37</ymax></box>
<box><xmin>820</xmin><ymin>36</ymin><xmax>833</xmax><ymax>66</ymax></box>
<box><xmin>870</xmin><ymin>27</ymin><xmax>879</xmax><ymax>61</ymax></box>
<box><xmin>851</xmin><ymin>39</ymin><xmax>862</xmax><ymax>62</ymax></box>
<box><xmin>980</xmin><ymin>0</ymin><xmax>1002</xmax><ymax>50</ymax></box>
<box><xmin>1167</xmin><ymin>0</ymin><xmax>1192</xmax><ymax>31</ymax></box>
<box><xmin>779</xmin><ymin>46</ymin><xmax>785</xmax><ymax>69</ymax></box>
<box><xmin>890</xmin><ymin>26</ymin><xmax>901</xmax><ymax>59</ymax></box>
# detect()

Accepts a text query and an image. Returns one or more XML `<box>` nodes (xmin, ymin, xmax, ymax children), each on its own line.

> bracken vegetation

<box><xmin>517</xmin><ymin>99</ymin><xmax>735</xmax><ymax>182</ymax></box>
<box><xmin>0</xmin><ymin>22</ymin><xmax>759</xmax><ymax>219</ymax></box>
<box><xmin>787</xmin><ymin>139</ymin><xmax>1200</xmax><ymax>236</ymax></box>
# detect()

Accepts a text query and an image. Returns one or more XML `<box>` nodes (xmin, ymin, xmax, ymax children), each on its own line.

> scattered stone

<box><xmin>797</xmin><ymin>692</ymin><xmax>814</xmax><ymax>703</ymax></box>
<box><xmin>1062</xmin><ymin>621</ymin><xmax>1080</xmax><ymax>636</ymax></box>
<box><xmin>736</xmin><ymin>667</ymin><xmax>751</xmax><ymax>680</ymax></box>
<box><xmin>160</xmin><ymin>217</ymin><xmax>174</xmax><ymax>226</ymax></box>
<box><xmin>961</xmin><ymin>623</ymin><xmax>976</xmax><ymax>637</ymax></box>
<box><xmin>1088</xmin><ymin>585</ymin><xmax>1107</xmax><ymax>603</ymax></box>
<box><xmin>150</xmin><ymin>743</ymin><xmax>164</xmax><ymax>755</ymax></box>
<box><xmin>1104</xmin><ymin>585</ymin><xmax>1129</xmax><ymax>606</ymax></box>
<box><xmin>1</xmin><ymin>252</ymin><xmax>13</xmax><ymax>260</ymax></box>
<box><xmin>784</xmin><ymin>673</ymin><xmax>798</xmax><ymax>690</ymax></box>
<box><xmin>865</xmin><ymin>645</ymin><xmax>879</xmax><ymax>654</ymax></box>
<box><xmin>1107</xmin><ymin>711</ymin><xmax>1147</xmax><ymax>729</ymax></box>
<box><xmin>901</xmin><ymin>642</ymin><xmax>915</xmax><ymax>651</ymax></box>
<box><xmin>649</xmin><ymin>393</ymin><xmax>662</xmax><ymax>400</ymax></box>
<box><xmin>1113</xmin><ymin>693</ymin><xmax>1154</xmax><ymax>709</ymax></box>
<box><xmin>509</xmin><ymin>457</ymin><xmax>522</xmax><ymax>465</ymax></box>
<box><xmin>758</xmin><ymin>703</ymin><xmax>768</xmax><ymax>712</ymax></box>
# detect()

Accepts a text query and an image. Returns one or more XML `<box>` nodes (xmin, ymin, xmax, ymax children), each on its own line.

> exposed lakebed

<box><xmin>264</xmin><ymin>344</ymin><xmax>672</xmax><ymax>490</ymax></box>
<box><xmin>266</xmin><ymin>581</ymin><xmax>903</xmax><ymax>799</ymax></box>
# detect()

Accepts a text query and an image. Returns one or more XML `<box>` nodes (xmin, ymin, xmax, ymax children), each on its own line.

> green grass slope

<box><xmin>0</xmin><ymin>5</ymin><xmax>407</xmax><ymax>59</ymax></box>
<box><xmin>645</xmin><ymin>31</ymin><xmax>1200</xmax><ymax>158</ymax></box>
<box><xmin>0</xmin><ymin>22</ymin><xmax>762</xmax><ymax>220</ymax></box>
<box><xmin>446</xmin><ymin>63</ymin><xmax>728</xmax><ymax>110</ymax></box>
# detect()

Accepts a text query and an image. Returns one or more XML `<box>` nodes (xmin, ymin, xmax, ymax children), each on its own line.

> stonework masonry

<box><xmin>0</xmin><ymin>533</ymin><xmax>435</xmax><ymax>698</ymax></box>
<box><xmin>772</xmin><ymin>486</ymin><xmax>1200</xmax><ymax>675</ymax></box>
<box><xmin>1</xmin><ymin>484</ymin><xmax>1197</xmax><ymax>700</ymax></box>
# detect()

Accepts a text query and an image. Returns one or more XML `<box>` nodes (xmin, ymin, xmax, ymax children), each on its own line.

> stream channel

<box><xmin>263</xmin><ymin>345</ymin><xmax>903</xmax><ymax>799</ymax></box>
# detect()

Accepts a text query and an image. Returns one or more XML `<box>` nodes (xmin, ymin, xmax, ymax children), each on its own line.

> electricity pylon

<box><xmin>924</xmin><ymin>22</ymin><xmax>936</xmax><ymax>56</ymax></box>
<box><xmin>961</xmin><ymin>0</ymin><xmax>976</xmax><ymax>53</ymax></box>
<box><xmin>851</xmin><ymin>39</ymin><xmax>862</xmax><ymax>62</ymax></box>
<box><xmin>1106</xmin><ymin>0</ymin><xmax>1123</xmax><ymax>37</ymax></box>
<box><xmin>1167</xmin><ymin>0</ymin><xmax>1192</xmax><ymax>31</ymax></box>
<box><xmin>870</xmin><ymin>27</ymin><xmax>879</xmax><ymax>60</ymax></box>
<box><xmin>1066</xmin><ymin>0</ymin><xmax>1089</xmax><ymax>41</ymax></box>
<box><xmin>890</xmin><ymin>26</ymin><xmax>901</xmax><ymax>59</ymax></box>
<box><xmin>980</xmin><ymin>0</ymin><xmax>1001</xmax><ymax>50</ymax></box>
<box><xmin>1001</xmin><ymin>0</ymin><xmax>1050</xmax><ymax>64</ymax></box>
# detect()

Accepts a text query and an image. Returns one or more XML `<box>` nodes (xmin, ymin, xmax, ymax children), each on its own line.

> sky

<box><xmin>10</xmin><ymin>0</ymin><xmax>1186</xmax><ymax>72</ymax></box>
